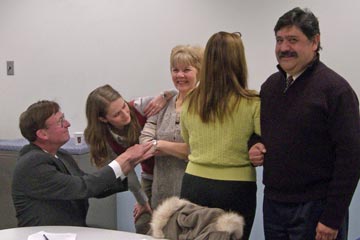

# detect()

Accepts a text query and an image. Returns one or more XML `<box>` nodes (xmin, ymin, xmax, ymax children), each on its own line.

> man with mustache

<box><xmin>249</xmin><ymin>7</ymin><xmax>360</xmax><ymax>240</ymax></box>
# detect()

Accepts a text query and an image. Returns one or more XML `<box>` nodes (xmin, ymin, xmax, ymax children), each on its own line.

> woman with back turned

<box><xmin>180</xmin><ymin>31</ymin><xmax>261</xmax><ymax>240</ymax></box>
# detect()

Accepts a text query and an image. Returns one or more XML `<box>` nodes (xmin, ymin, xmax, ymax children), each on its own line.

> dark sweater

<box><xmin>261</xmin><ymin>57</ymin><xmax>360</xmax><ymax>229</ymax></box>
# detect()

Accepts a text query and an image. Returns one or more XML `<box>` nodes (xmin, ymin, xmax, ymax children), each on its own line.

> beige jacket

<box><xmin>150</xmin><ymin>197</ymin><xmax>245</xmax><ymax>240</ymax></box>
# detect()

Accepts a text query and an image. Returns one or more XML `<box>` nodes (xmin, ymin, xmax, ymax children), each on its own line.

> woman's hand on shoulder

<box><xmin>144</xmin><ymin>95</ymin><xmax>167</xmax><ymax>117</ymax></box>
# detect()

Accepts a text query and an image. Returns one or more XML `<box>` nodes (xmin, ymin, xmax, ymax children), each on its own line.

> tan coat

<box><xmin>150</xmin><ymin>197</ymin><xmax>245</xmax><ymax>240</ymax></box>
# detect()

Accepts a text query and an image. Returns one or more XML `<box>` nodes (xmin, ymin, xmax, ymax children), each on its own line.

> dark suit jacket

<box><xmin>12</xmin><ymin>143</ymin><xmax>127</xmax><ymax>227</ymax></box>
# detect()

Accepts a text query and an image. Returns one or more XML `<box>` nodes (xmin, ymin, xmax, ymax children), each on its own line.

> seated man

<box><xmin>12</xmin><ymin>100</ymin><xmax>153</xmax><ymax>227</ymax></box>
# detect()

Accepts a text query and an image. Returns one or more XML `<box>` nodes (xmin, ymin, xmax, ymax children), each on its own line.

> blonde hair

<box><xmin>170</xmin><ymin>45</ymin><xmax>203</xmax><ymax>81</ymax></box>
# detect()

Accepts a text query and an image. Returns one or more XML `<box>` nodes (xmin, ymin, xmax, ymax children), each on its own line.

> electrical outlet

<box><xmin>7</xmin><ymin>61</ymin><xmax>14</xmax><ymax>75</ymax></box>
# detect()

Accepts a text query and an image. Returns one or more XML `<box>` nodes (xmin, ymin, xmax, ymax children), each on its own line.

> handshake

<box><xmin>114</xmin><ymin>141</ymin><xmax>155</xmax><ymax>175</ymax></box>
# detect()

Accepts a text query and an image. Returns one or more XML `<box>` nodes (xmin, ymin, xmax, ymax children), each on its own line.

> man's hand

<box><xmin>315</xmin><ymin>222</ymin><xmax>338</xmax><ymax>240</ymax></box>
<box><xmin>249</xmin><ymin>143</ymin><xmax>266</xmax><ymax>167</ymax></box>
<box><xmin>133</xmin><ymin>202</ymin><xmax>152</xmax><ymax>222</ymax></box>
<box><xmin>115</xmin><ymin>142</ymin><xmax>154</xmax><ymax>175</ymax></box>
<box><xmin>143</xmin><ymin>95</ymin><xmax>167</xmax><ymax>117</ymax></box>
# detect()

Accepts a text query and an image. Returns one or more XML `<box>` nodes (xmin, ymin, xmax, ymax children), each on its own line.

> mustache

<box><xmin>278</xmin><ymin>51</ymin><xmax>297</xmax><ymax>58</ymax></box>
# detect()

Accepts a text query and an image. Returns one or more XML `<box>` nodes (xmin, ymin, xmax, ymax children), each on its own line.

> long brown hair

<box><xmin>84</xmin><ymin>84</ymin><xmax>141</xmax><ymax>167</ymax></box>
<box><xmin>187</xmin><ymin>31</ymin><xmax>258</xmax><ymax>123</ymax></box>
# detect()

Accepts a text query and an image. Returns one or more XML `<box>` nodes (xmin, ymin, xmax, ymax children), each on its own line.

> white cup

<box><xmin>73</xmin><ymin>132</ymin><xmax>84</xmax><ymax>145</ymax></box>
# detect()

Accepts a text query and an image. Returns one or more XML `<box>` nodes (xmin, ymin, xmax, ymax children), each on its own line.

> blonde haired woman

<box><xmin>140</xmin><ymin>45</ymin><xmax>203</xmax><ymax>209</ymax></box>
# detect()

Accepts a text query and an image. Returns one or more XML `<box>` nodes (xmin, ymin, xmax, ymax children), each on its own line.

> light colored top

<box><xmin>140</xmin><ymin>94</ymin><xmax>187</xmax><ymax>208</ymax></box>
<box><xmin>181</xmin><ymin>94</ymin><xmax>261</xmax><ymax>181</ymax></box>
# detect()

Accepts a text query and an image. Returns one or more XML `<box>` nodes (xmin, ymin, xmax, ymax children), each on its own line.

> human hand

<box><xmin>315</xmin><ymin>222</ymin><xmax>338</xmax><ymax>240</ymax></box>
<box><xmin>127</xmin><ymin>142</ymin><xmax>154</xmax><ymax>163</ymax></box>
<box><xmin>249</xmin><ymin>143</ymin><xmax>266</xmax><ymax>167</ymax></box>
<box><xmin>116</xmin><ymin>142</ymin><xmax>154</xmax><ymax>174</ymax></box>
<box><xmin>140</xmin><ymin>142</ymin><xmax>156</xmax><ymax>162</ymax></box>
<box><xmin>133</xmin><ymin>202</ymin><xmax>152</xmax><ymax>222</ymax></box>
<box><xmin>143</xmin><ymin>95</ymin><xmax>167</xmax><ymax>117</ymax></box>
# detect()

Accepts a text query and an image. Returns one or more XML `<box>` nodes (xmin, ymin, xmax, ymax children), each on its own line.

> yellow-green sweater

<box><xmin>181</xmin><ymin>95</ymin><xmax>260</xmax><ymax>181</ymax></box>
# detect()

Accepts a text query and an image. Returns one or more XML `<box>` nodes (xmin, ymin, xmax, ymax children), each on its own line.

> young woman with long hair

<box><xmin>180</xmin><ymin>32</ymin><xmax>261</xmax><ymax>240</ymax></box>
<box><xmin>84</xmin><ymin>85</ymin><xmax>174</xmax><ymax>233</ymax></box>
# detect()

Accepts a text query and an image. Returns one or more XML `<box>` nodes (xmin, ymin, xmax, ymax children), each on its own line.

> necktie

<box><xmin>284</xmin><ymin>76</ymin><xmax>294</xmax><ymax>93</ymax></box>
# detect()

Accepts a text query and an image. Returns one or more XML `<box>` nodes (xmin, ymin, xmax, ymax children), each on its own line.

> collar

<box><xmin>41</xmin><ymin>148</ymin><xmax>59</xmax><ymax>158</ymax></box>
<box><xmin>108</xmin><ymin>126</ymin><xmax>129</xmax><ymax>148</ymax></box>
<box><xmin>286</xmin><ymin>70</ymin><xmax>305</xmax><ymax>81</ymax></box>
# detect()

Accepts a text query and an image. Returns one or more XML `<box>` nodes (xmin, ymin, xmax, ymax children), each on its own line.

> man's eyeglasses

<box><xmin>44</xmin><ymin>114</ymin><xmax>67</xmax><ymax>129</ymax></box>
<box><xmin>56</xmin><ymin>114</ymin><xmax>66</xmax><ymax>128</ymax></box>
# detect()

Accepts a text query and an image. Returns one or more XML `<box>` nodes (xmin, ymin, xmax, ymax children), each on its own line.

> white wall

<box><xmin>1</xmin><ymin>0</ymin><xmax>359</xmax><ymax>239</ymax></box>
<box><xmin>2</xmin><ymin>0</ymin><xmax>359</xmax><ymax>139</ymax></box>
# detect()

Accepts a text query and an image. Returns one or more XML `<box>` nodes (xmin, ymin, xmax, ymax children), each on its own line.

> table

<box><xmin>0</xmin><ymin>226</ymin><xmax>161</xmax><ymax>240</ymax></box>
